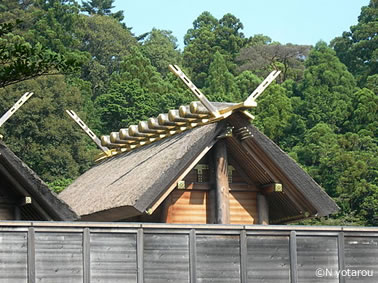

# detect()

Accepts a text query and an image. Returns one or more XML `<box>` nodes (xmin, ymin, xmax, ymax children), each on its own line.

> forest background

<box><xmin>0</xmin><ymin>0</ymin><xmax>377</xmax><ymax>226</ymax></box>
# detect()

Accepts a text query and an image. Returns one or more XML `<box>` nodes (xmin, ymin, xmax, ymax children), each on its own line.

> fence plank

<box><xmin>240</xmin><ymin>230</ymin><xmax>247</xmax><ymax>283</ymax></box>
<box><xmin>0</xmin><ymin>231</ymin><xmax>28</xmax><ymax>283</ymax></box>
<box><xmin>247</xmin><ymin>235</ymin><xmax>290</xmax><ymax>282</ymax></box>
<box><xmin>90</xmin><ymin>232</ymin><xmax>137</xmax><ymax>282</ymax></box>
<box><xmin>83</xmin><ymin>228</ymin><xmax>90</xmax><ymax>283</ymax></box>
<box><xmin>338</xmin><ymin>232</ymin><xmax>345</xmax><ymax>283</ymax></box>
<box><xmin>28</xmin><ymin>228</ymin><xmax>35</xmax><ymax>283</ymax></box>
<box><xmin>144</xmin><ymin>233</ymin><xmax>189</xmax><ymax>283</ymax></box>
<box><xmin>190</xmin><ymin>229</ymin><xmax>197</xmax><ymax>283</ymax></box>
<box><xmin>196</xmin><ymin>235</ymin><xmax>241</xmax><ymax>282</ymax></box>
<box><xmin>290</xmin><ymin>231</ymin><xmax>298</xmax><ymax>283</ymax></box>
<box><xmin>137</xmin><ymin>228</ymin><xmax>144</xmax><ymax>283</ymax></box>
<box><xmin>296</xmin><ymin>236</ymin><xmax>338</xmax><ymax>282</ymax></box>
<box><xmin>35</xmin><ymin>232</ymin><xmax>83</xmax><ymax>283</ymax></box>
<box><xmin>344</xmin><ymin>236</ymin><xmax>378</xmax><ymax>283</ymax></box>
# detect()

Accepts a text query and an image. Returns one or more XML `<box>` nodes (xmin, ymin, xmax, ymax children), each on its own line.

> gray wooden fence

<box><xmin>0</xmin><ymin>222</ymin><xmax>377</xmax><ymax>282</ymax></box>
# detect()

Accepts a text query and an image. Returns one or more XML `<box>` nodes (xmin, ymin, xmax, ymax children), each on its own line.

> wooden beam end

<box><xmin>261</xmin><ymin>183</ymin><xmax>283</xmax><ymax>194</ymax></box>
<box><xmin>18</xmin><ymin>196</ymin><xmax>32</xmax><ymax>206</ymax></box>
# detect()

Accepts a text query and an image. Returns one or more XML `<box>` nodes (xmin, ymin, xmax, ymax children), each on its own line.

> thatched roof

<box><xmin>60</xmin><ymin>122</ymin><xmax>225</xmax><ymax>221</ymax></box>
<box><xmin>228</xmin><ymin>112</ymin><xmax>339</xmax><ymax>222</ymax></box>
<box><xmin>0</xmin><ymin>141</ymin><xmax>78</xmax><ymax>221</ymax></box>
<box><xmin>60</xmin><ymin>110</ymin><xmax>338</xmax><ymax>222</ymax></box>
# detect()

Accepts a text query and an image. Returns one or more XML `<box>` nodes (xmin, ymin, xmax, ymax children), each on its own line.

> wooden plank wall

<box><xmin>229</xmin><ymin>192</ymin><xmax>257</xmax><ymax>224</ymax></box>
<box><xmin>164</xmin><ymin>156</ymin><xmax>259</xmax><ymax>225</ymax></box>
<box><xmin>0</xmin><ymin>223</ymin><xmax>377</xmax><ymax>282</ymax></box>
<box><xmin>166</xmin><ymin>191</ymin><xmax>209</xmax><ymax>224</ymax></box>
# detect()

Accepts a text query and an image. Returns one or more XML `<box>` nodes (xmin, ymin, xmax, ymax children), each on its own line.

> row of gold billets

<box><xmin>101</xmin><ymin>101</ymin><xmax>213</xmax><ymax>147</ymax></box>
<box><xmin>96</xmin><ymin>104</ymin><xmax>236</xmax><ymax>160</ymax></box>
<box><xmin>97</xmin><ymin>100</ymin><xmax>240</xmax><ymax>158</ymax></box>
<box><xmin>100</xmin><ymin>106</ymin><xmax>213</xmax><ymax>148</ymax></box>
<box><xmin>100</xmin><ymin>117</ymin><xmax>211</xmax><ymax>149</ymax></box>
<box><xmin>97</xmin><ymin>117</ymin><xmax>217</xmax><ymax>160</ymax></box>
<box><xmin>100</xmin><ymin>121</ymin><xmax>207</xmax><ymax>152</ymax></box>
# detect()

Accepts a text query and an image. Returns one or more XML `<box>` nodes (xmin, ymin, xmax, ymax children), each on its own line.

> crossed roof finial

<box><xmin>67</xmin><ymin>65</ymin><xmax>280</xmax><ymax>161</ymax></box>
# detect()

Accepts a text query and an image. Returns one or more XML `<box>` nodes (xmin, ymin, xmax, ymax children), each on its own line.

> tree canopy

<box><xmin>0</xmin><ymin>21</ymin><xmax>80</xmax><ymax>88</ymax></box>
<box><xmin>331</xmin><ymin>0</ymin><xmax>377</xmax><ymax>87</ymax></box>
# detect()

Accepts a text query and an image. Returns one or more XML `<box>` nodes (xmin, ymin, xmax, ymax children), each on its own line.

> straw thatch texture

<box><xmin>60</xmin><ymin>122</ymin><xmax>224</xmax><ymax>220</ymax></box>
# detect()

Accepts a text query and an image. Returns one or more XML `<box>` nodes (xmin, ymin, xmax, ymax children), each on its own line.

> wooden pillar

<box><xmin>214</xmin><ymin>140</ymin><xmax>230</xmax><ymax>224</ymax></box>
<box><xmin>208</xmin><ymin>157</ymin><xmax>217</xmax><ymax>224</ymax></box>
<box><xmin>257</xmin><ymin>193</ymin><xmax>269</xmax><ymax>225</ymax></box>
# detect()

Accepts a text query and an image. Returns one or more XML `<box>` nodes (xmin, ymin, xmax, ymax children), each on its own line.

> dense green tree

<box><xmin>183</xmin><ymin>12</ymin><xmax>246</xmax><ymax>87</ymax></box>
<box><xmin>292</xmin><ymin>126</ymin><xmax>378</xmax><ymax>226</ymax></box>
<box><xmin>0</xmin><ymin>76</ymin><xmax>95</xmax><ymax>182</ymax></box>
<box><xmin>245</xmin><ymin>34</ymin><xmax>272</xmax><ymax>46</ymax></box>
<box><xmin>48</xmin><ymin>178</ymin><xmax>74</xmax><ymax>193</ymax></box>
<box><xmin>95</xmin><ymin>80</ymin><xmax>150</xmax><ymax>132</ymax></box>
<box><xmin>117</xmin><ymin>47</ymin><xmax>166</xmax><ymax>94</ymax></box>
<box><xmin>0</xmin><ymin>1</ymin><xmax>88</xmax><ymax>85</ymax></box>
<box><xmin>234</xmin><ymin>70</ymin><xmax>261</xmax><ymax>100</ymax></box>
<box><xmin>26</xmin><ymin>0</ymin><xmax>83</xmax><ymax>55</ymax></box>
<box><xmin>297</xmin><ymin>42</ymin><xmax>356</xmax><ymax>131</ymax></box>
<box><xmin>204</xmin><ymin>51</ymin><xmax>240</xmax><ymax>102</ymax></box>
<box><xmin>141</xmin><ymin>29</ymin><xmax>181</xmax><ymax>76</ymax></box>
<box><xmin>331</xmin><ymin>0</ymin><xmax>377</xmax><ymax>86</ymax></box>
<box><xmin>292</xmin><ymin>123</ymin><xmax>338</xmax><ymax>172</ymax></box>
<box><xmin>77</xmin><ymin>13</ymin><xmax>136</xmax><ymax>69</ymax></box>
<box><xmin>347</xmin><ymin>87</ymin><xmax>378</xmax><ymax>133</ymax></box>
<box><xmin>76</xmin><ymin>14</ymin><xmax>137</xmax><ymax>97</ymax></box>
<box><xmin>183</xmin><ymin>12</ymin><xmax>218</xmax><ymax>87</ymax></box>
<box><xmin>95</xmin><ymin>47</ymin><xmax>190</xmax><ymax>133</ymax></box>
<box><xmin>253</xmin><ymin>82</ymin><xmax>294</xmax><ymax>144</ymax></box>
<box><xmin>216</xmin><ymin>13</ymin><xmax>245</xmax><ymax>58</ymax></box>
<box><xmin>82</xmin><ymin>0</ymin><xmax>124</xmax><ymax>21</ymax></box>
<box><xmin>0</xmin><ymin>21</ymin><xmax>80</xmax><ymax>88</ymax></box>
<box><xmin>184</xmin><ymin>11</ymin><xmax>218</xmax><ymax>45</ymax></box>
<box><xmin>365</xmin><ymin>74</ymin><xmax>378</xmax><ymax>94</ymax></box>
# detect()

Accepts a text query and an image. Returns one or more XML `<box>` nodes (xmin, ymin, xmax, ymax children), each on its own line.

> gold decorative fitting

<box><xmin>217</xmin><ymin>126</ymin><xmax>234</xmax><ymax>139</ymax></box>
<box><xmin>177</xmin><ymin>180</ymin><xmax>185</xmax><ymax>189</ymax></box>
<box><xmin>234</xmin><ymin>127</ymin><xmax>253</xmax><ymax>141</ymax></box>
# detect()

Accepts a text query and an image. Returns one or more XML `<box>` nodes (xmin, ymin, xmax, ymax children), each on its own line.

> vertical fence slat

<box><xmin>189</xmin><ymin>229</ymin><xmax>197</xmax><ymax>283</ymax></box>
<box><xmin>137</xmin><ymin>228</ymin><xmax>144</xmax><ymax>283</ymax></box>
<box><xmin>83</xmin><ymin>228</ymin><xmax>90</xmax><ymax>283</ymax></box>
<box><xmin>27</xmin><ymin>227</ymin><xmax>35</xmax><ymax>283</ymax></box>
<box><xmin>290</xmin><ymin>231</ymin><xmax>297</xmax><ymax>283</ymax></box>
<box><xmin>240</xmin><ymin>230</ymin><xmax>247</xmax><ymax>283</ymax></box>
<box><xmin>338</xmin><ymin>232</ymin><xmax>345</xmax><ymax>283</ymax></box>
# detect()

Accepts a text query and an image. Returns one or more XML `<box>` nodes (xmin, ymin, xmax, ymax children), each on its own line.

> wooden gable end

<box><xmin>0</xmin><ymin>169</ymin><xmax>44</xmax><ymax>220</ymax></box>
<box><xmin>0</xmin><ymin>142</ymin><xmax>78</xmax><ymax>221</ymax></box>
<box><xmin>161</xmin><ymin>140</ymin><xmax>260</xmax><ymax>225</ymax></box>
<box><xmin>0</xmin><ymin>173</ymin><xmax>16</xmax><ymax>220</ymax></box>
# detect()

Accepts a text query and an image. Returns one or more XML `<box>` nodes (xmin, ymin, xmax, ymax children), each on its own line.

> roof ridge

<box><xmin>96</xmin><ymin>66</ymin><xmax>280</xmax><ymax>160</ymax></box>
<box><xmin>98</xmin><ymin>101</ymin><xmax>251</xmax><ymax>161</ymax></box>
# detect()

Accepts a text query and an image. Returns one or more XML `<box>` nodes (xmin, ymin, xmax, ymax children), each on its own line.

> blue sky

<box><xmin>113</xmin><ymin>0</ymin><xmax>369</xmax><ymax>48</ymax></box>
